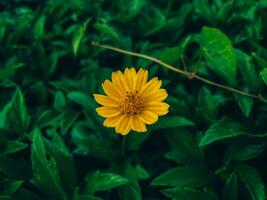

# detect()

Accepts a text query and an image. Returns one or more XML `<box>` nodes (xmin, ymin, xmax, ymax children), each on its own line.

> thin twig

<box><xmin>92</xmin><ymin>42</ymin><xmax>262</xmax><ymax>99</ymax></box>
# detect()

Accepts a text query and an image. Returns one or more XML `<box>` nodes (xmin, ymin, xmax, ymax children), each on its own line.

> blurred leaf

<box><xmin>0</xmin><ymin>102</ymin><xmax>12</xmax><ymax>129</ymax></box>
<box><xmin>162</xmin><ymin>187</ymin><xmax>219</xmax><ymax>200</ymax></box>
<box><xmin>8</xmin><ymin>88</ymin><xmax>30</xmax><ymax>135</ymax></box>
<box><xmin>199</xmin><ymin>117</ymin><xmax>245</xmax><ymax>147</ymax></box>
<box><xmin>72</xmin><ymin>25</ymin><xmax>85</xmax><ymax>56</ymax></box>
<box><xmin>37</xmin><ymin>109</ymin><xmax>63</xmax><ymax>128</ymax></box>
<box><xmin>67</xmin><ymin>91</ymin><xmax>95</xmax><ymax>110</ymax></box>
<box><xmin>260</xmin><ymin>68</ymin><xmax>267</xmax><ymax>86</ymax></box>
<box><xmin>152</xmin><ymin>166</ymin><xmax>215</xmax><ymax>187</ymax></box>
<box><xmin>33</xmin><ymin>15</ymin><xmax>46</xmax><ymax>40</ymax></box>
<box><xmin>0</xmin><ymin>57</ymin><xmax>24</xmax><ymax>80</ymax></box>
<box><xmin>159</xmin><ymin>35</ymin><xmax>192</xmax><ymax>65</ymax></box>
<box><xmin>135</xmin><ymin>165</ymin><xmax>150</xmax><ymax>180</ymax></box>
<box><xmin>222</xmin><ymin>172</ymin><xmax>239</xmax><ymax>200</ymax></box>
<box><xmin>200</xmin><ymin>27</ymin><xmax>237</xmax><ymax>85</ymax></box>
<box><xmin>4</xmin><ymin>180</ymin><xmax>23</xmax><ymax>196</ymax></box>
<box><xmin>3</xmin><ymin>141</ymin><xmax>28</xmax><ymax>155</ymax></box>
<box><xmin>237</xmin><ymin>165</ymin><xmax>265</xmax><ymax>200</ymax></box>
<box><xmin>53</xmin><ymin>91</ymin><xmax>67</xmax><ymax>109</ymax></box>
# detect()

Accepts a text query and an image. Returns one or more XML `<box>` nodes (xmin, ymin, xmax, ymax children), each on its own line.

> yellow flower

<box><xmin>93</xmin><ymin>68</ymin><xmax>169</xmax><ymax>135</ymax></box>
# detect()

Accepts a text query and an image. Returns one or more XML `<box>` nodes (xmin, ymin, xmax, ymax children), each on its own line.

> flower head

<box><xmin>93</xmin><ymin>68</ymin><xmax>169</xmax><ymax>135</ymax></box>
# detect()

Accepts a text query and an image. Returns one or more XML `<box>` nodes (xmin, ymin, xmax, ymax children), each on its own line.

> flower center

<box><xmin>120</xmin><ymin>91</ymin><xmax>145</xmax><ymax>116</ymax></box>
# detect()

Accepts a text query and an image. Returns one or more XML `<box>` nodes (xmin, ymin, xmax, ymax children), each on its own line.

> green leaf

<box><xmin>159</xmin><ymin>35</ymin><xmax>192</xmax><ymax>65</ymax></box>
<box><xmin>3</xmin><ymin>141</ymin><xmax>28</xmax><ymax>155</ymax></box>
<box><xmin>72</xmin><ymin>25</ymin><xmax>85</xmax><ymax>56</ymax></box>
<box><xmin>37</xmin><ymin>109</ymin><xmax>63</xmax><ymax>128</ymax></box>
<box><xmin>222</xmin><ymin>172</ymin><xmax>239</xmax><ymax>200</ymax></box>
<box><xmin>31</xmin><ymin>129</ymin><xmax>67</xmax><ymax>199</ymax></box>
<box><xmin>200</xmin><ymin>27</ymin><xmax>237</xmax><ymax>85</ymax></box>
<box><xmin>67</xmin><ymin>91</ymin><xmax>95</xmax><ymax>110</ymax></box>
<box><xmin>197</xmin><ymin>87</ymin><xmax>225</xmax><ymax>122</ymax></box>
<box><xmin>135</xmin><ymin>165</ymin><xmax>150</xmax><ymax>180</ymax></box>
<box><xmin>151</xmin><ymin>116</ymin><xmax>194</xmax><ymax>130</ymax></box>
<box><xmin>166</xmin><ymin>131</ymin><xmax>202</xmax><ymax>164</ymax></box>
<box><xmin>152</xmin><ymin>165</ymin><xmax>215</xmax><ymax>187</ymax></box>
<box><xmin>235</xmin><ymin>50</ymin><xmax>261</xmax><ymax>91</ymax></box>
<box><xmin>0</xmin><ymin>102</ymin><xmax>12</xmax><ymax>129</ymax></box>
<box><xmin>8</xmin><ymin>88</ymin><xmax>30</xmax><ymax>135</ymax></box>
<box><xmin>84</xmin><ymin>171</ymin><xmax>129</xmax><ymax>194</ymax></box>
<box><xmin>162</xmin><ymin>187</ymin><xmax>219</xmax><ymax>200</ymax></box>
<box><xmin>225</xmin><ymin>142</ymin><xmax>266</xmax><ymax>162</ymax></box>
<box><xmin>44</xmin><ymin>132</ymin><xmax>76</xmax><ymax>196</ymax></box>
<box><xmin>118</xmin><ymin>161</ymin><xmax>142</xmax><ymax>200</ymax></box>
<box><xmin>33</xmin><ymin>15</ymin><xmax>46</xmax><ymax>39</ymax></box>
<box><xmin>199</xmin><ymin>117</ymin><xmax>245</xmax><ymax>147</ymax></box>
<box><xmin>237</xmin><ymin>165</ymin><xmax>265</xmax><ymax>200</ymax></box>
<box><xmin>234</xmin><ymin>94</ymin><xmax>254</xmax><ymax>117</ymax></box>
<box><xmin>260</xmin><ymin>68</ymin><xmax>267</xmax><ymax>86</ymax></box>
<box><xmin>4</xmin><ymin>180</ymin><xmax>23</xmax><ymax>196</ymax></box>
<box><xmin>53</xmin><ymin>91</ymin><xmax>67</xmax><ymax>109</ymax></box>
<box><xmin>0</xmin><ymin>57</ymin><xmax>24</xmax><ymax>80</ymax></box>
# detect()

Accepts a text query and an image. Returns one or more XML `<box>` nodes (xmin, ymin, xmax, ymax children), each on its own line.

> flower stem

<box><xmin>92</xmin><ymin>42</ymin><xmax>262</xmax><ymax>99</ymax></box>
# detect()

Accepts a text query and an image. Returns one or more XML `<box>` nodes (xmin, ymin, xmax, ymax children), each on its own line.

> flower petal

<box><xmin>115</xmin><ymin>116</ymin><xmax>131</xmax><ymax>135</ymax></box>
<box><xmin>112</xmin><ymin>72</ymin><xmax>126</xmax><ymax>95</ymax></box>
<box><xmin>139</xmin><ymin>110</ymin><xmax>158</xmax><ymax>125</ymax></box>
<box><xmin>102</xmin><ymin>80</ymin><xmax>122</xmax><ymax>101</ymax></box>
<box><xmin>146</xmin><ymin>102</ymin><xmax>169</xmax><ymax>116</ymax></box>
<box><xmin>124</xmin><ymin>68</ymin><xmax>136</xmax><ymax>92</ymax></box>
<box><xmin>143</xmin><ymin>89</ymin><xmax>168</xmax><ymax>102</ymax></box>
<box><xmin>103</xmin><ymin>114</ymin><xmax>124</xmax><ymax>127</ymax></box>
<box><xmin>131</xmin><ymin>116</ymin><xmax>147</xmax><ymax>132</ymax></box>
<box><xmin>93</xmin><ymin>94</ymin><xmax>119</xmax><ymax>107</ymax></box>
<box><xmin>134</xmin><ymin>69</ymin><xmax>148</xmax><ymax>92</ymax></box>
<box><xmin>117</xmin><ymin>70</ymin><xmax>130</xmax><ymax>92</ymax></box>
<box><xmin>140</xmin><ymin>77</ymin><xmax>161</xmax><ymax>96</ymax></box>
<box><xmin>96</xmin><ymin>107</ymin><xmax>122</xmax><ymax>118</ymax></box>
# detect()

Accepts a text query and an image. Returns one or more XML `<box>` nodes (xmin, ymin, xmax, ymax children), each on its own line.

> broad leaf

<box><xmin>200</xmin><ymin>27</ymin><xmax>237</xmax><ymax>85</ymax></box>
<box><xmin>152</xmin><ymin>165</ymin><xmax>215</xmax><ymax>187</ymax></box>
<box><xmin>199</xmin><ymin>117</ymin><xmax>246</xmax><ymax>147</ymax></box>
<box><xmin>84</xmin><ymin>171</ymin><xmax>129</xmax><ymax>194</ymax></box>
<box><xmin>237</xmin><ymin>165</ymin><xmax>265</xmax><ymax>200</ymax></box>
<box><xmin>162</xmin><ymin>187</ymin><xmax>219</xmax><ymax>200</ymax></box>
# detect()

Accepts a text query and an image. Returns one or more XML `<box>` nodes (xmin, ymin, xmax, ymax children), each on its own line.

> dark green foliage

<box><xmin>0</xmin><ymin>0</ymin><xmax>267</xmax><ymax>199</ymax></box>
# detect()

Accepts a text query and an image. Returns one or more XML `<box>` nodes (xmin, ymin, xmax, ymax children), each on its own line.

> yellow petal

<box><xmin>140</xmin><ymin>77</ymin><xmax>161</xmax><ymax>96</ymax></box>
<box><xmin>124</xmin><ymin>68</ymin><xmax>136</xmax><ymax>91</ymax></box>
<box><xmin>103</xmin><ymin>114</ymin><xmax>124</xmax><ymax>127</ymax></box>
<box><xmin>112</xmin><ymin>72</ymin><xmax>126</xmax><ymax>95</ymax></box>
<box><xmin>117</xmin><ymin>70</ymin><xmax>130</xmax><ymax>92</ymax></box>
<box><xmin>146</xmin><ymin>102</ymin><xmax>169</xmax><ymax>116</ymax></box>
<box><xmin>115</xmin><ymin>116</ymin><xmax>131</xmax><ymax>135</ymax></box>
<box><xmin>93</xmin><ymin>94</ymin><xmax>119</xmax><ymax>107</ymax></box>
<box><xmin>131</xmin><ymin>116</ymin><xmax>147</xmax><ymax>132</ymax></box>
<box><xmin>102</xmin><ymin>80</ymin><xmax>122</xmax><ymax>101</ymax></box>
<box><xmin>96</xmin><ymin>107</ymin><xmax>122</xmax><ymax>118</ymax></box>
<box><xmin>135</xmin><ymin>69</ymin><xmax>148</xmax><ymax>92</ymax></box>
<box><xmin>143</xmin><ymin>89</ymin><xmax>168</xmax><ymax>102</ymax></box>
<box><xmin>139</xmin><ymin>110</ymin><xmax>158</xmax><ymax>125</ymax></box>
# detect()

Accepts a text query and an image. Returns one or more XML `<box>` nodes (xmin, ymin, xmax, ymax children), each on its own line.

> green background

<box><xmin>1</xmin><ymin>0</ymin><xmax>267</xmax><ymax>199</ymax></box>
